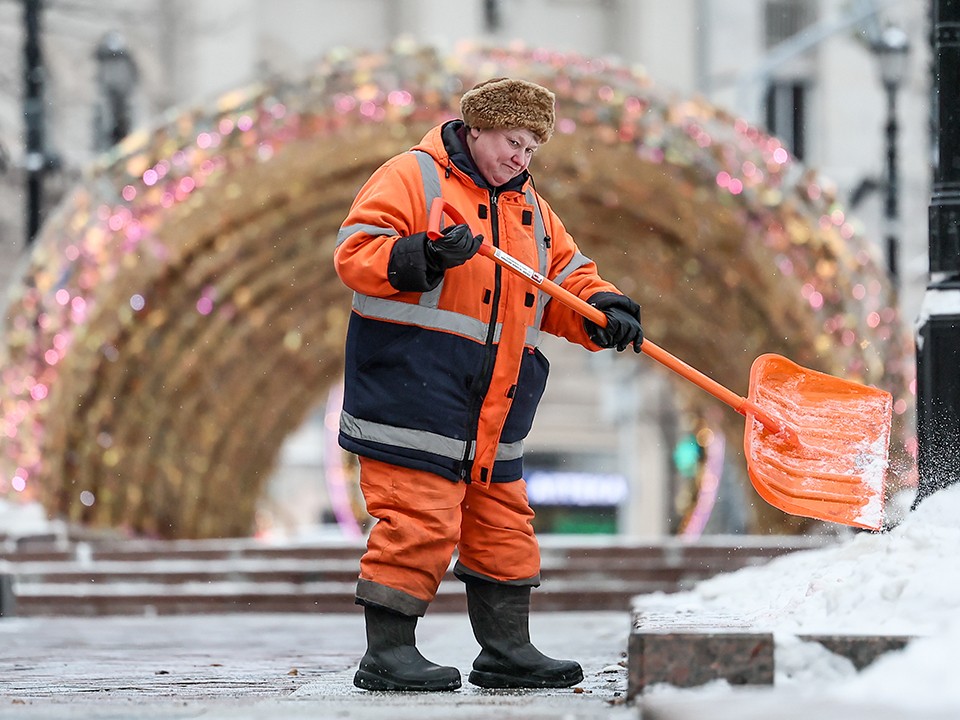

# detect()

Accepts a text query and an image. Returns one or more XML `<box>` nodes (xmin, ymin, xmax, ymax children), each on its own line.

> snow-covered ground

<box><xmin>635</xmin><ymin>484</ymin><xmax>960</xmax><ymax>717</ymax></box>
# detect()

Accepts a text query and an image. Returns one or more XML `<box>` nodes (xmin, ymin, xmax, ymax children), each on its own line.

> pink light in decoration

<box><xmin>334</xmin><ymin>95</ymin><xmax>356</xmax><ymax>113</ymax></box>
<box><xmin>868</xmin><ymin>312</ymin><xmax>881</xmax><ymax>328</ymax></box>
<box><xmin>387</xmin><ymin>90</ymin><xmax>412</xmax><ymax>106</ymax></box>
<box><xmin>772</xmin><ymin>147</ymin><xmax>789</xmax><ymax>164</ymax></box>
<box><xmin>196</xmin><ymin>297</ymin><xmax>214</xmax><ymax>316</ymax></box>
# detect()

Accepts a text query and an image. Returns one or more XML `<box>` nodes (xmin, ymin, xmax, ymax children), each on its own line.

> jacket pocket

<box><xmin>500</xmin><ymin>347</ymin><xmax>550</xmax><ymax>442</ymax></box>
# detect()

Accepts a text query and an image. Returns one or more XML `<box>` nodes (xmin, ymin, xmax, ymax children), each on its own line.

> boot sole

<box><xmin>354</xmin><ymin>669</ymin><xmax>462</xmax><ymax>692</ymax></box>
<box><xmin>468</xmin><ymin>667</ymin><xmax>584</xmax><ymax>689</ymax></box>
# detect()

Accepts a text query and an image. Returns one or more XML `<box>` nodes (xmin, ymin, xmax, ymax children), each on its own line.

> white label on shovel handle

<box><xmin>488</xmin><ymin>246</ymin><xmax>544</xmax><ymax>285</ymax></box>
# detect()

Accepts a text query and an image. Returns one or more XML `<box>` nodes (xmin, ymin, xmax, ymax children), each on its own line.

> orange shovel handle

<box><xmin>427</xmin><ymin>198</ymin><xmax>792</xmax><ymax>440</ymax></box>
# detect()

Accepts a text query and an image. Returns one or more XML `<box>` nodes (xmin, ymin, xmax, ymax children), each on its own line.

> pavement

<box><xmin>0</xmin><ymin>610</ymin><xmax>638</xmax><ymax>719</ymax></box>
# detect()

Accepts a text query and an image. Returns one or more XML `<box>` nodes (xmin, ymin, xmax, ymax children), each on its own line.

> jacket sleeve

<box><xmin>334</xmin><ymin>154</ymin><xmax>441</xmax><ymax>296</ymax></box>
<box><xmin>536</xmin><ymin>197</ymin><xmax>626</xmax><ymax>350</ymax></box>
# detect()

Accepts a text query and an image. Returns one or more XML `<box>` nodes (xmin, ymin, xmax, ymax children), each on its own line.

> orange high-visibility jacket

<box><xmin>335</xmin><ymin>121</ymin><xmax>623</xmax><ymax>485</ymax></box>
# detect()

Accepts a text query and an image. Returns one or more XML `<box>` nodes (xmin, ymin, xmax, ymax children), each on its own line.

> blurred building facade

<box><xmin>0</xmin><ymin>0</ymin><xmax>931</xmax><ymax>537</ymax></box>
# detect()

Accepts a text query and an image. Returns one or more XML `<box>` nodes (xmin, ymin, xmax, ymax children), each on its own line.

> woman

<box><xmin>335</xmin><ymin>77</ymin><xmax>643</xmax><ymax>691</ymax></box>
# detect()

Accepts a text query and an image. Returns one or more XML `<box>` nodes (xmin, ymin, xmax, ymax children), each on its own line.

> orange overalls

<box><xmin>334</xmin><ymin>121</ymin><xmax>623</xmax><ymax>616</ymax></box>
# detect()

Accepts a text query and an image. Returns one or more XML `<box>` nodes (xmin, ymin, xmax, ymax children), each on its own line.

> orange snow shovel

<box><xmin>428</xmin><ymin>198</ymin><xmax>893</xmax><ymax>531</ymax></box>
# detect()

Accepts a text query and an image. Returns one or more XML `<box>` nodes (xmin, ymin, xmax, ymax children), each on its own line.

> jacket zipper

<box><xmin>459</xmin><ymin>191</ymin><xmax>502</xmax><ymax>482</ymax></box>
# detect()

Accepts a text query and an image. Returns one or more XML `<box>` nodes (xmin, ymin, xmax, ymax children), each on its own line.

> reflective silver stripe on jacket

<box><xmin>336</xmin><ymin>223</ymin><xmax>397</xmax><ymax>247</ymax></box>
<box><xmin>553</xmin><ymin>251</ymin><xmax>592</xmax><ymax>286</ymax></box>
<box><xmin>352</xmin><ymin>293</ymin><xmax>497</xmax><ymax>344</ymax></box>
<box><xmin>340</xmin><ymin>411</ymin><xmax>524</xmax><ymax>462</ymax></box>
<box><xmin>351</xmin><ymin>294</ymin><xmax>537</xmax><ymax>346</ymax></box>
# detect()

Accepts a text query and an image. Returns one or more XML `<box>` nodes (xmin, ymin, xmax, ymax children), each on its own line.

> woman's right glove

<box><xmin>584</xmin><ymin>292</ymin><xmax>644</xmax><ymax>353</ymax></box>
<box><xmin>424</xmin><ymin>223</ymin><xmax>483</xmax><ymax>272</ymax></box>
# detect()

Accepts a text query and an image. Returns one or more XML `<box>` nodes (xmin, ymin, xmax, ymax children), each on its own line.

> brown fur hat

<box><xmin>460</xmin><ymin>77</ymin><xmax>555</xmax><ymax>143</ymax></box>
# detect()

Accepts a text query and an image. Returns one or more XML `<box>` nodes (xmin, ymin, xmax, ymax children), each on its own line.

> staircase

<box><xmin>0</xmin><ymin>532</ymin><xmax>833</xmax><ymax>617</ymax></box>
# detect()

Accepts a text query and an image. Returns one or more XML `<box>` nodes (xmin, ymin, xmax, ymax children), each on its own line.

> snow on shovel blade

<box><xmin>744</xmin><ymin>354</ymin><xmax>893</xmax><ymax>531</ymax></box>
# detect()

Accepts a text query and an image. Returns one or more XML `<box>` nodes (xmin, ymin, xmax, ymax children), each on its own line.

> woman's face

<box><xmin>468</xmin><ymin>127</ymin><xmax>540</xmax><ymax>187</ymax></box>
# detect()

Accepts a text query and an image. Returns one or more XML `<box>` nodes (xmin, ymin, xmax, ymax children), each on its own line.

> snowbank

<box><xmin>634</xmin><ymin>484</ymin><xmax>960</xmax><ymax>712</ymax></box>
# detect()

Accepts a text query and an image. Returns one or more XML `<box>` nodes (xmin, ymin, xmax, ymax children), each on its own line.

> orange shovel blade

<box><xmin>744</xmin><ymin>354</ymin><xmax>893</xmax><ymax>531</ymax></box>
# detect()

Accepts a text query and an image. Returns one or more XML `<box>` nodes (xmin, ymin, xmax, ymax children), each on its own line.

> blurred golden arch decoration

<box><xmin>0</xmin><ymin>44</ymin><xmax>912</xmax><ymax>538</ymax></box>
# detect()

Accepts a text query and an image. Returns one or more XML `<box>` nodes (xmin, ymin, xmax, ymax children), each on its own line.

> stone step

<box><xmin>1</xmin><ymin>534</ymin><xmax>836</xmax><ymax>617</ymax></box>
<box><xmin>626</xmin><ymin>610</ymin><xmax>914</xmax><ymax>699</ymax></box>
<box><xmin>11</xmin><ymin>575</ymin><xmax>676</xmax><ymax>617</ymax></box>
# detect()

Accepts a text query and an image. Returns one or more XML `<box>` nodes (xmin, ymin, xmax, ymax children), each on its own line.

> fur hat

<box><xmin>460</xmin><ymin>78</ymin><xmax>556</xmax><ymax>144</ymax></box>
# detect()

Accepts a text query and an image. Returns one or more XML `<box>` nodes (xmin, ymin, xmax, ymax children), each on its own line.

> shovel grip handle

<box><xmin>426</xmin><ymin>199</ymin><xmax>791</xmax><ymax>440</ymax></box>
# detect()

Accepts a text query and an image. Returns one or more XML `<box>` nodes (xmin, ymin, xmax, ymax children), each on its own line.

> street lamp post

<box><xmin>22</xmin><ymin>0</ymin><xmax>46</xmax><ymax>246</ymax></box>
<box><xmin>914</xmin><ymin>0</ymin><xmax>960</xmax><ymax>508</ymax></box>
<box><xmin>873</xmin><ymin>25</ymin><xmax>910</xmax><ymax>284</ymax></box>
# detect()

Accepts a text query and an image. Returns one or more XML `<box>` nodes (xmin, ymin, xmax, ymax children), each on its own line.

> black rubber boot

<box><xmin>465</xmin><ymin>579</ymin><xmax>584</xmax><ymax>689</ymax></box>
<box><xmin>353</xmin><ymin>605</ymin><xmax>461</xmax><ymax>691</ymax></box>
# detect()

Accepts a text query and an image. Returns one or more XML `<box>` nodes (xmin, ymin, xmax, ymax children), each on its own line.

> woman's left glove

<box><xmin>584</xmin><ymin>292</ymin><xmax>643</xmax><ymax>353</ymax></box>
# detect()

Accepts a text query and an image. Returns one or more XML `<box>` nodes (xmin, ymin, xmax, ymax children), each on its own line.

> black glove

<box><xmin>424</xmin><ymin>223</ymin><xmax>483</xmax><ymax>272</ymax></box>
<box><xmin>584</xmin><ymin>292</ymin><xmax>643</xmax><ymax>353</ymax></box>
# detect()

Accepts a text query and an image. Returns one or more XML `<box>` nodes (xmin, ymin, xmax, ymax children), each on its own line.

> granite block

<box><xmin>799</xmin><ymin>634</ymin><xmax>913</xmax><ymax>670</ymax></box>
<box><xmin>628</xmin><ymin>612</ymin><xmax>774</xmax><ymax>697</ymax></box>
